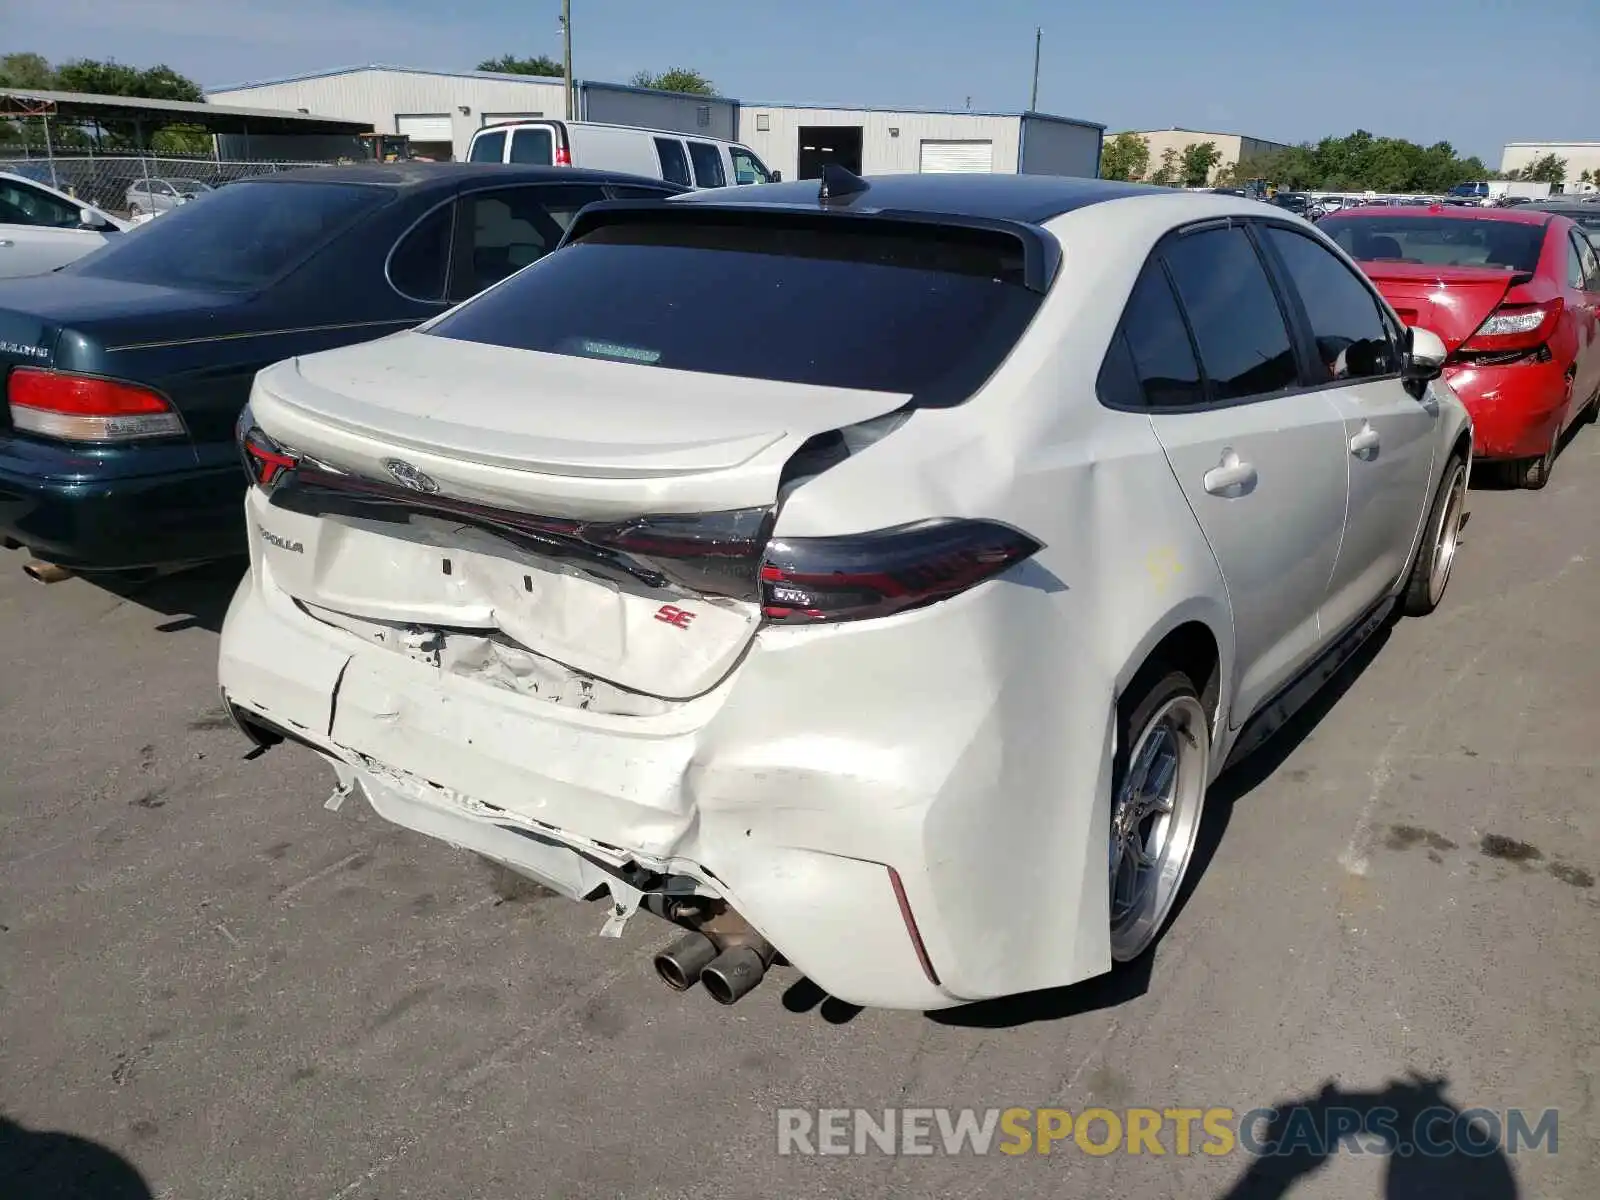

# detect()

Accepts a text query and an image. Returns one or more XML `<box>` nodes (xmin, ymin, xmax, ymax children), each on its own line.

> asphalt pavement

<box><xmin>2</xmin><ymin>433</ymin><xmax>1598</xmax><ymax>1199</ymax></box>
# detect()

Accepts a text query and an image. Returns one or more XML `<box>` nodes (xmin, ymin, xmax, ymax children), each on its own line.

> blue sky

<box><xmin>10</xmin><ymin>0</ymin><xmax>1597</xmax><ymax>161</ymax></box>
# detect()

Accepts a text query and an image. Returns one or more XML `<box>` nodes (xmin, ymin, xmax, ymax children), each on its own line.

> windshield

<box><xmin>425</xmin><ymin>217</ymin><xmax>1042</xmax><ymax>406</ymax></box>
<box><xmin>1320</xmin><ymin>215</ymin><xmax>1548</xmax><ymax>271</ymax></box>
<box><xmin>72</xmin><ymin>180</ymin><xmax>390</xmax><ymax>290</ymax></box>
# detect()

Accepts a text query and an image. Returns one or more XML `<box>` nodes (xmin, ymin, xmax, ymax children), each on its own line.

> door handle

<box><xmin>0</xmin><ymin>240</ymin><xmax>13</xmax><ymax>249</ymax></box>
<box><xmin>1202</xmin><ymin>449</ymin><xmax>1258</xmax><ymax>496</ymax></box>
<box><xmin>1349</xmin><ymin>423</ymin><xmax>1381</xmax><ymax>457</ymax></box>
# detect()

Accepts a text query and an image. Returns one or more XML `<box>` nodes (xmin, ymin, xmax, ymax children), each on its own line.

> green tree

<box><xmin>1099</xmin><ymin>132</ymin><xmax>1150</xmax><ymax>182</ymax></box>
<box><xmin>1520</xmin><ymin>153</ymin><xmax>1567</xmax><ymax>186</ymax></box>
<box><xmin>0</xmin><ymin>51</ymin><xmax>55</xmax><ymax>89</ymax></box>
<box><xmin>53</xmin><ymin>58</ymin><xmax>203</xmax><ymax>102</ymax></box>
<box><xmin>477</xmin><ymin>54</ymin><xmax>564</xmax><ymax>76</ymax></box>
<box><xmin>629</xmin><ymin>68</ymin><xmax>715</xmax><ymax>95</ymax></box>
<box><xmin>1180</xmin><ymin>140</ymin><xmax>1222</xmax><ymax>187</ymax></box>
<box><xmin>1149</xmin><ymin>146</ymin><xmax>1181</xmax><ymax>187</ymax></box>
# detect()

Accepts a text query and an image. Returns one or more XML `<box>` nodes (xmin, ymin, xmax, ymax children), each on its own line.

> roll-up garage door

<box><xmin>396</xmin><ymin>115</ymin><xmax>453</xmax><ymax>142</ymax></box>
<box><xmin>918</xmin><ymin>140</ymin><xmax>994</xmax><ymax>173</ymax></box>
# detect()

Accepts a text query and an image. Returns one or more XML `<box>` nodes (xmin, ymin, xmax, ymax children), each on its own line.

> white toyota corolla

<box><xmin>218</xmin><ymin>171</ymin><xmax>1471</xmax><ymax>1011</ymax></box>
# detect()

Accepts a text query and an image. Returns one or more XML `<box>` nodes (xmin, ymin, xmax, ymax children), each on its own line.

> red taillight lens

<box><xmin>238</xmin><ymin>422</ymin><xmax>299</xmax><ymax>490</ymax></box>
<box><xmin>554</xmin><ymin>145</ymin><xmax>572</xmax><ymax>166</ymax></box>
<box><xmin>760</xmin><ymin>518</ymin><xmax>1044</xmax><ymax>624</ymax></box>
<box><xmin>7</xmin><ymin>367</ymin><xmax>183</xmax><ymax>442</ymax></box>
<box><xmin>1459</xmin><ymin>299</ymin><xmax>1562</xmax><ymax>355</ymax></box>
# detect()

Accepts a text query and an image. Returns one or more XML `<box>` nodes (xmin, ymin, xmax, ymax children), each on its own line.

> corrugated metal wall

<box><xmin>209</xmin><ymin>70</ymin><xmax>567</xmax><ymax>160</ymax></box>
<box><xmin>578</xmin><ymin>84</ymin><xmax>738</xmax><ymax>140</ymax></box>
<box><xmin>736</xmin><ymin>108</ymin><xmax>1021</xmax><ymax>180</ymax></box>
<box><xmin>1018</xmin><ymin>117</ymin><xmax>1103</xmax><ymax>178</ymax></box>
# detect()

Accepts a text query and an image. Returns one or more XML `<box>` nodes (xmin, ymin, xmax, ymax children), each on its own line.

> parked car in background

<box><xmin>125</xmin><ymin>177</ymin><xmax>215</xmax><ymax>217</ymax></box>
<box><xmin>467</xmin><ymin>119</ymin><xmax>779</xmax><ymax>189</ymax></box>
<box><xmin>1320</xmin><ymin>204</ymin><xmax>1600</xmax><ymax>487</ymax></box>
<box><xmin>219</xmin><ymin>174</ymin><xmax>1470</xmax><ymax>1012</ymax></box>
<box><xmin>0</xmin><ymin>171</ymin><xmax>126</xmax><ymax>279</ymax></box>
<box><xmin>0</xmin><ymin>163</ymin><xmax>683</xmax><ymax>573</ymax></box>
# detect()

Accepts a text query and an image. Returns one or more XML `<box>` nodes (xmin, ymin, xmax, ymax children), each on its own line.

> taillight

<box><xmin>235</xmin><ymin>410</ymin><xmax>299</xmax><ymax>490</ymax></box>
<box><xmin>1459</xmin><ymin>299</ymin><xmax>1562</xmax><ymax>355</ymax></box>
<box><xmin>554</xmin><ymin>145</ymin><xmax>572</xmax><ymax>166</ymax></box>
<box><xmin>760</xmin><ymin>518</ymin><xmax>1044</xmax><ymax>624</ymax></box>
<box><xmin>7</xmin><ymin>367</ymin><xmax>183</xmax><ymax>442</ymax></box>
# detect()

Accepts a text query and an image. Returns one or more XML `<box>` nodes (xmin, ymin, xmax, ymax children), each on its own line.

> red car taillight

<box><xmin>554</xmin><ymin>145</ymin><xmax>572</xmax><ymax>166</ymax></box>
<box><xmin>237</xmin><ymin>419</ymin><xmax>299</xmax><ymax>490</ymax></box>
<box><xmin>760</xmin><ymin>518</ymin><xmax>1044</xmax><ymax>624</ymax></box>
<box><xmin>7</xmin><ymin>367</ymin><xmax>183</xmax><ymax>442</ymax></box>
<box><xmin>1459</xmin><ymin>298</ymin><xmax>1563</xmax><ymax>355</ymax></box>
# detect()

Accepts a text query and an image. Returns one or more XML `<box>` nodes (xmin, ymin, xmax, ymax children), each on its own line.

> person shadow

<box><xmin>0</xmin><ymin>1114</ymin><xmax>154</xmax><ymax>1199</ymax></box>
<box><xmin>1218</xmin><ymin>1073</ymin><xmax>1522</xmax><ymax>1200</ymax></box>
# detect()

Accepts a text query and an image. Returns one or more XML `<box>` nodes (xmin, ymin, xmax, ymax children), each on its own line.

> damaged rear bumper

<box><xmin>218</xmin><ymin>552</ymin><xmax>1115</xmax><ymax>1012</ymax></box>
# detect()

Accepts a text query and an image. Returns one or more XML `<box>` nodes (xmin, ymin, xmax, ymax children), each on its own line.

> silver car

<box><xmin>124</xmin><ymin>177</ymin><xmax>213</xmax><ymax>216</ymax></box>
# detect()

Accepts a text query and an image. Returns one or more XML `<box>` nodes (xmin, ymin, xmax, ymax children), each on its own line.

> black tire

<box><xmin>1402</xmin><ymin>454</ymin><xmax>1468</xmax><ymax>617</ymax></box>
<box><xmin>1510</xmin><ymin>439</ymin><xmax>1555</xmax><ymax>490</ymax></box>
<box><xmin>1108</xmin><ymin>663</ymin><xmax>1210</xmax><ymax>964</ymax></box>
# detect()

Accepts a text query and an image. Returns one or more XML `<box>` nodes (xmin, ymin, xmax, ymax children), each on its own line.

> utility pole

<box><xmin>562</xmin><ymin>0</ymin><xmax>574</xmax><ymax>119</ymax></box>
<box><xmin>1030</xmin><ymin>27</ymin><xmax>1041</xmax><ymax>111</ymax></box>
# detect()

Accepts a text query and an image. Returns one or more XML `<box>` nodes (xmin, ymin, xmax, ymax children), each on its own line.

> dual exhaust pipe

<box><xmin>653</xmin><ymin>916</ymin><xmax>777</xmax><ymax>1006</ymax></box>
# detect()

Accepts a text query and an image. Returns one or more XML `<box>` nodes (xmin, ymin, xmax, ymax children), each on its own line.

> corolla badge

<box><xmin>382</xmin><ymin>458</ymin><xmax>439</xmax><ymax>493</ymax></box>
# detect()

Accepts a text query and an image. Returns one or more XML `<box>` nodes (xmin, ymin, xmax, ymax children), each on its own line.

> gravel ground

<box><xmin>2</xmin><ymin>433</ymin><xmax>1597</xmax><ymax>1200</ymax></box>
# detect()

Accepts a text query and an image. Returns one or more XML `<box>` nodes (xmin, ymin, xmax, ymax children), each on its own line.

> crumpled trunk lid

<box><xmin>247</xmin><ymin>334</ymin><xmax>909</xmax><ymax>700</ymax></box>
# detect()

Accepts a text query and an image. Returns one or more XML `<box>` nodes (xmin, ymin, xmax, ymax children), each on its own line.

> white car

<box><xmin>0</xmin><ymin>171</ymin><xmax>126</xmax><ymax>278</ymax></box>
<box><xmin>219</xmin><ymin>173</ymin><xmax>1471</xmax><ymax>1011</ymax></box>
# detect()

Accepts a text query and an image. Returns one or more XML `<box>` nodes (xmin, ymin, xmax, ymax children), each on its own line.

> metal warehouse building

<box><xmin>1500</xmin><ymin>141</ymin><xmax>1600</xmax><ymax>185</ymax></box>
<box><xmin>737</xmin><ymin>104</ymin><xmax>1103</xmax><ymax>181</ymax></box>
<box><xmin>207</xmin><ymin>65</ymin><xmax>1103</xmax><ymax>178</ymax></box>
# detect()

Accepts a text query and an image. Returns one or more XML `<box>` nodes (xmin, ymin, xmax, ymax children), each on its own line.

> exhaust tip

<box><xmin>701</xmin><ymin>946</ymin><xmax>769</xmax><ymax>1006</ymax></box>
<box><xmin>653</xmin><ymin>931</ymin><xmax>719</xmax><ymax>992</ymax></box>
<box><xmin>23</xmin><ymin>560</ymin><xmax>73</xmax><ymax>584</ymax></box>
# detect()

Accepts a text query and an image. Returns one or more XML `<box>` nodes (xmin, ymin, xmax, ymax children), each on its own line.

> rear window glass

<box><xmin>73</xmin><ymin>181</ymin><xmax>388</xmax><ymax>291</ymax></box>
<box><xmin>509</xmin><ymin>127</ymin><xmax>553</xmax><ymax>164</ymax></box>
<box><xmin>425</xmin><ymin>218</ymin><xmax>1042</xmax><ymax>405</ymax></box>
<box><xmin>1321</xmin><ymin>215</ymin><xmax>1547</xmax><ymax>272</ymax></box>
<box><xmin>469</xmin><ymin>130</ymin><xmax>507</xmax><ymax>163</ymax></box>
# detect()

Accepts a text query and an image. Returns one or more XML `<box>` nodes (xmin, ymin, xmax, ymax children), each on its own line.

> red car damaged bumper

<box><xmin>1444</xmin><ymin>358</ymin><xmax>1572</xmax><ymax>461</ymax></box>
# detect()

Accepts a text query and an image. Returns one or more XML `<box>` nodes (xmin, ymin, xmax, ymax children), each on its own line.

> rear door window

<box><xmin>449</xmin><ymin>183</ymin><xmax>608</xmax><ymax>300</ymax></box>
<box><xmin>1161</xmin><ymin>226</ymin><xmax>1300</xmax><ymax>402</ymax></box>
<box><xmin>1574</xmin><ymin>229</ymin><xmax>1600</xmax><ymax>291</ymax></box>
<box><xmin>468</xmin><ymin>130</ymin><xmax>507</xmax><ymax>163</ymax></box>
<box><xmin>654</xmin><ymin>138</ymin><xmax>692</xmax><ymax>187</ymax></box>
<box><xmin>509</xmin><ymin>127</ymin><xmax>554</xmax><ymax>165</ymax></box>
<box><xmin>686</xmin><ymin>142</ymin><xmax>726</xmax><ymax>188</ymax></box>
<box><xmin>426</xmin><ymin>216</ymin><xmax>1043</xmax><ymax>406</ymax></box>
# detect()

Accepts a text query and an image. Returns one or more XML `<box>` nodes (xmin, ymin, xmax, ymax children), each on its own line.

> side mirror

<box><xmin>1403</xmin><ymin>326</ymin><xmax>1447</xmax><ymax>382</ymax></box>
<box><xmin>770</xmin><ymin>170</ymin><xmax>782</xmax><ymax>182</ymax></box>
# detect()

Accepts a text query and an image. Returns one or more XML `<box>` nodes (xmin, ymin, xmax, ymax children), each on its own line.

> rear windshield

<box><xmin>1321</xmin><ymin>215</ymin><xmax>1547</xmax><ymax>272</ymax></box>
<box><xmin>425</xmin><ymin>218</ymin><xmax>1043</xmax><ymax>405</ymax></box>
<box><xmin>73</xmin><ymin>180</ymin><xmax>389</xmax><ymax>291</ymax></box>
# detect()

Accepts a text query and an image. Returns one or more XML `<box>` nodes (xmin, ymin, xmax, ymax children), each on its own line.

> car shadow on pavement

<box><xmin>85</xmin><ymin>557</ymin><xmax>247</xmax><ymax>635</ymax></box>
<box><xmin>0</xmin><ymin>1114</ymin><xmax>154</xmax><ymax>1199</ymax></box>
<box><xmin>1216</xmin><ymin>1073</ymin><xmax>1521</xmax><ymax>1199</ymax></box>
<box><xmin>925</xmin><ymin>617</ymin><xmax>1396</xmax><ymax>1030</ymax></box>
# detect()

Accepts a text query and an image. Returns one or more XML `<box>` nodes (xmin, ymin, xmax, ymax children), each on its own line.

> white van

<box><xmin>466</xmin><ymin>120</ymin><xmax>780</xmax><ymax>190</ymax></box>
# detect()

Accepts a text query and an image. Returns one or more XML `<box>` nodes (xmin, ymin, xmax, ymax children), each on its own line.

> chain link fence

<box><xmin>0</xmin><ymin>151</ymin><xmax>333</xmax><ymax>218</ymax></box>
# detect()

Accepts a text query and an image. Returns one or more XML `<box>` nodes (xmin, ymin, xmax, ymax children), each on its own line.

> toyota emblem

<box><xmin>382</xmin><ymin>459</ymin><xmax>440</xmax><ymax>493</ymax></box>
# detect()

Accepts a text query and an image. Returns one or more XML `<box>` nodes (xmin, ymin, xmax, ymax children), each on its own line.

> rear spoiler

<box><xmin>558</xmin><ymin>199</ymin><xmax>1062</xmax><ymax>294</ymax></box>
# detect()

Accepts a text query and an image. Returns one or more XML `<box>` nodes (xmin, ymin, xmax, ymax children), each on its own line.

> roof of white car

<box><xmin>672</xmin><ymin>174</ymin><xmax>1202</xmax><ymax>225</ymax></box>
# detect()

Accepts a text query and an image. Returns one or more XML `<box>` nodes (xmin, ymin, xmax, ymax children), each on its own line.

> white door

<box><xmin>0</xmin><ymin>178</ymin><xmax>110</xmax><ymax>278</ymax></box>
<box><xmin>1259</xmin><ymin>224</ymin><xmax>1439</xmax><ymax>640</ymax></box>
<box><xmin>396</xmin><ymin>115</ymin><xmax>453</xmax><ymax>142</ymax></box>
<box><xmin>1128</xmin><ymin>227</ymin><xmax>1351</xmax><ymax>724</ymax></box>
<box><xmin>919</xmin><ymin>140</ymin><xmax>994</xmax><ymax>173</ymax></box>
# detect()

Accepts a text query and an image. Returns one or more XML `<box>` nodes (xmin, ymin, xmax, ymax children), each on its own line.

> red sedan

<box><xmin>1319</xmin><ymin>204</ymin><xmax>1600</xmax><ymax>488</ymax></box>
